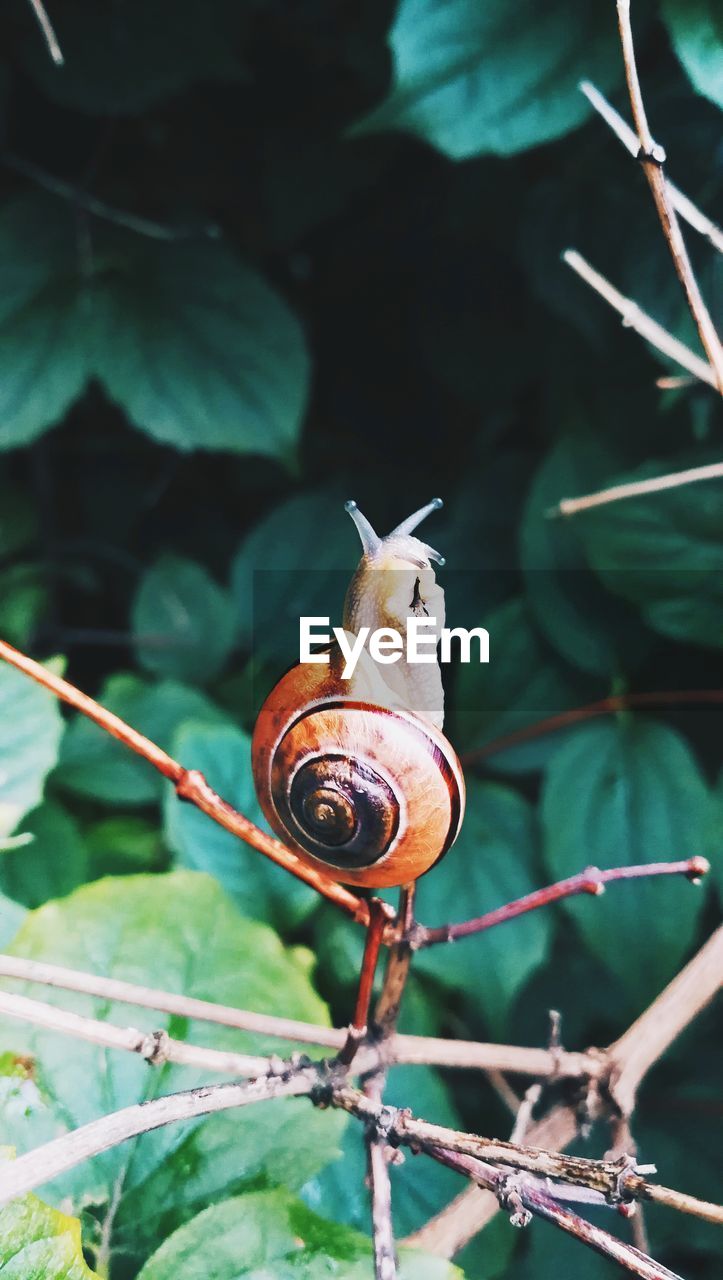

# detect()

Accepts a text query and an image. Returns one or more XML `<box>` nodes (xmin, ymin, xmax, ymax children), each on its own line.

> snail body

<box><xmin>251</xmin><ymin>499</ymin><xmax>466</xmax><ymax>888</ymax></box>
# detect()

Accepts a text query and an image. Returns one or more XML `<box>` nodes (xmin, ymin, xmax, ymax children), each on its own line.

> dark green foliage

<box><xmin>0</xmin><ymin>0</ymin><xmax>721</xmax><ymax>1276</ymax></box>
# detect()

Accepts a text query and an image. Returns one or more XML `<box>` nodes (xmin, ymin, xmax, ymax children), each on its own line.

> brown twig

<box><xmin>0</xmin><ymin>951</ymin><xmax>600</xmax><ymax>1077</ymax></box>
<box><xmin>0</xmin><ymin>1070</ymin><xmax>318</xmax><ymax>1205</ymax></box>
<box><xmin>389</xmin><ymin>1036</ymin><xmax>598</xmax><ymax>1078</ymax></box>
<box><xmin>579</xmin><ymin>81</ymin><xmax>723</xmax><ymax>255</ymax></box>
<box><xmin>425</xmin><ymin>1148</ymin><xmax>683</xmax><ymax>1280</ymax></box>
<box><xmin>3</xmin><ymin>1057</ymin><xmax>720</xmax><ymax>1243</ymax></box>
<box><xmin>0</xmin><ymin>952</ymin><xmax>345</xmax><ymax>1048</ymax></box>
<box><xmin>416</xmin><ymin>859</ymin><xmax>708</xmax><ymax>948</ymax></box>
<box><xmin>26</xmin><ymin>0</ymin><xmax>63</xmax><ymax>65</ymax></box>
<box><xmin>461</xmin><ymin>688</ymin><xmax>723</xmax><ymax>767</ymax></box>
<box><xmin>0</xmin><ymin>987</ymin><xmax>272</xmax><ymax>1077</ymax></box>
<box><xmin>405</xmin><ymin>927</ymin><xmax>723</xmax><ymax>1255</ymax></box>
<box><xmin>0</xmin><ymin>638</ymin><xmax>374</xmax><ymax>929</ymax></box>
<box><xmin>615</xmin><ymin>0</ymin><xmax>723</xmax><ymax>392</ymax></box>
<box><xmin>339</xmin><ymin>899</ymin><xmax>389</xmax><ymax>1066</ymax></box>
<box><xmin>549</xmin><ymin>460</ymin><xmax>723</xmax><ymax>517</ymax></box>
<box><xmin>366</xmin><ymin>1072</ymin><xmax>398</xmax><ymax>1280</ymax></box>
<box><xmin>362</xmin><ymin>884</ymin><xmax>417</xmax><ymax>1279</ymax></box>
<box><xmin>607</xmin><ymin>924</ymin><xmax>723</xmax><ymax>1117</ymax></box>
<box><xmin>563</xmin><ymin>250</ymin><xmax>718</xmax><ymax>388</ymax></box>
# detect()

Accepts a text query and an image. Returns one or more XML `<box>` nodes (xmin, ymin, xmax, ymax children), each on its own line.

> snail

<box><xmin>251</xmin><ymin>498</ymin><xmax>466</xmax><ymax>888</ymax></box>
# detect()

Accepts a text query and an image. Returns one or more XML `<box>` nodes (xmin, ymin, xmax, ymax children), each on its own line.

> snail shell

<box><xmin>251</xmin><ymin>499</ymin><xmax>466</xmax><ymax>889</ymax></box>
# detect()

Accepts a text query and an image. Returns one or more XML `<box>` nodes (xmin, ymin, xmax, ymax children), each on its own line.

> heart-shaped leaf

<box><xmin>541</xmin><ymin>717</ymin><xmax>709</xmax><ymax>1008</ymax></box>
<box><xmin>0</xmin><ymin>659</ymin><xmax>63</xmax><ymax>839</ymax></box>
<box><xmin>137</xmin><ymin>1187</ymin><xmax>464</xmax><ymax>1279</ymax></box>
<box><xmin>354</xmin><ymin>0</ymin><xmax>620</xmax><ymax>158</ymax></box>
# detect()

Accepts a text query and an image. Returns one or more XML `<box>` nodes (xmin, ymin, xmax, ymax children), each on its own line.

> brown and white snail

<box><xmin>251</xmin><ymin>499</ymin><xmax>466</xmax><ymax>888</ymax></box>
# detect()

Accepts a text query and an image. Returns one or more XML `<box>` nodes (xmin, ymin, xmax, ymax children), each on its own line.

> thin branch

<box><xmin>519</xmin><ymin>1180</ymin><xmax>685</xmax><ymax>1280</ymax></box>
<box><xmin>366</xmin><ymin>1073</ymin><xmax>398</xmax><ymax>1280</ymax></box>
<box><xmin>461</xmin><ymin>689</ymin><xmax>723</xmax><ymax>767</ymax></box>
<box><xmin>607</xmin><ymin>923</ymin><xmax>723</xmax><ymax>1116</ymax></box>
<box><xmin>0</xmin><ymin>1070</ymin><xmax>316</xmax><ymax>1207</ymax></box>
<box><xmin>416</xmin><ymin>859</ymin><xmax>708</xmax><ymax>948</ymax></box>
<box><xmin>638</xmin><ymin>1182</ymin><xmax>723</xmax><ymax>1227</ymax></box>
<box><xmin>0</xmin><ymin>951</ymin><xmax>599</xmax><ymax>1078</ymax></box>
<box><xmin>374</xmin><ymin>882</ymin><xmax>416</xmax><ymax>1035</ymax></box>
<box><xmin>27</xmin><ymin>0</ymin><xmax>63</xmax><ymax>65</ymax></box>
<box><xmin>362</xmin><ymin>884</ymin><xmax>417</xmax><ymax>1280</ymax></box>
<box><xmin>2</xmin><ymin>152</ymin><xmax>220</xmax><ymax>242</ymax></box>
<box><xmin>426</xmin><ymin>1148</ymin><xmax>683</xmax><ymax>1280</ymax></box>
<box><xmin>0</xmin><ymin>987</ymin><xmax>273</xmax><ymax>1078</ymax></box>
<box><xmin>388</xmin><ymin>1036</ymin><xmax>599</xmax><ymax>1079</ymax></box>
<box><xmin>549</xmin><ymin>460</ymin><xmax>723</xmax><ymax>518</ymax></box>
<box><xmin>333</xmin><ymin>1085</ymin><xmax>723</xmax><ymax>1232</ymax></box>
<box><xmin>0</xmin><ymin>952</ymin><xmax>345</xmax><ymax>1049</ymax></box>
<box><xmin>339</xmin><ymin>899</ymin><xmax>389</xmax><ymax>1066</ymax></box>
<box><xmin>579</xmin><ymin>81</ymin><xmax>723</xmax><ymax>255</ymax></box>
<box><xmin>563</xmin><ymin>250</ymin><xmax>718</xmax><ymax>388</ymax></box>
<box><xmin>616</xmin><ymin>0</ymin><xmax>723</xmax><ymax>392</ymax></box>
<box><xmin>3</xmin><ymin>1056</ymin><xmax>720</xmax><ymax>1243</ymax></box>
<box><xmin>405</xmin><ymin>927</ymin><xmax>723</xmax><ymax>1255</ymax></box>
<box><xmin>0</xmin><ymin>638</ymin><xmax>374</xmax><ymax>929</ymax></box>
<box><xmin>403</xmin><ymin>1103</ymin><xmax>578</xmax><ymax>1257</ymax></box>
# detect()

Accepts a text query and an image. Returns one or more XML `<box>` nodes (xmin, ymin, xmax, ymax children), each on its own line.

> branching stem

<box><xmin>616</xmin><ymin>0</ymin><xmax>723</xmax><ymax>392</ymax></box>
<box><xmin>0</xmin><ymin>638</ymin><xmax>374</xmax><ymax>929</ymax></box>
<box><xmin>417</xmin><ymin>859</ymin><xmax>708</xmax><ymax>948</ymax></box>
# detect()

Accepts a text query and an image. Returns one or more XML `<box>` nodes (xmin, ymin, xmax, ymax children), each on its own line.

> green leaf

<box><xmin>137</xmin><ymin>1187</ymin><xmax>464</xmax><ymax>1279</ymax></box>
<box><xmin>413</xmin><ymin>780</ymin><xmax>553</xmax><ymax>1033</ymax></box>
<box><xmin>132</xmin><ymin>555</ymin><xmax>237</xmax><ymax>684</ymax></box>
<box><xmin>705</xmin><ymin>769</ymin><xmax>723</xmax><ymax>900</ymax></box>
<box><xmin>0</xmin><ymin>872</ymin><xmax>344</xmax><ymax>1263</ymax></box>
<box><xmin>55</xmin><ymin>673</ymin><xmax>228</xmax><ymax>806</ymax></box>
<box><xmin>354</xmin><ymin>0</ymin><xmax>620</xmax><ymax>158</ymax></box>
<box><xmin>541</xmin><ymin>717</ymin><xmax>709</xmax><ymax>1008</ymax></box>
<box><xmin>662</xmin><ymin>0</ymin><xmax>723</xmax><ymax>110</ymax></box>
<box><xmin>85</xmin><ymin>815</ymin><xmax>166</xmax><ymax>877</ymax></box>
<box><xmin>0</xmin><ymin>480</ymin><xmax>37</xmax><ymax>559</ymax></box>
<box><xmin>0</xmin><ymin>1189</ymin><xmax>100</xmax><ymax>1279</ymax></box>
<box><xmin>230</xmin><ymin>487</ymin><xmax>357</xmax><ymax>670</ymax></box>
<box><xmin>21</xmin><ymin>0</ymin><xmax>249</xmax><ymax>116</ymax></box>
<box><xmin>451</xmin><ymin>597</ymin><xmax>596</xmax><ymax>774</ymax></box>
<box><xmin>576</xmin><ymin>459</ymin><xmax>723</xmax><ymax>649</ymax></box>
<box><xmin>164</xmin><ymin>721</ymin><xmax>317</xmax><ymax>930</ymax></box>
<box><xmin>0</xmin><ymin>196</ymin><xmax>309</xmax><ymax>461</ymax></box>
<box><xmin>0</xmin><ymin>894</ymin><xmax>26</xmax><ymax>949</ymax></box>
<box><xmin>0</xmin><ymin>802</ymin><xmax>90</xmax><ymax>909</ymax></box>
<box><xmin>0</xmin><ymin>566</ymin><xmax>49</xmax><ymax>650</ymax></box>
<box><xmin>520</xmin><ymin>439</ymin><xmax>649</xmax><ymax>677</ymax></box>
<box><xmin>0</xmin><ymin>660</ymin><xmax>63</xmax><ymax>839</ymax></box>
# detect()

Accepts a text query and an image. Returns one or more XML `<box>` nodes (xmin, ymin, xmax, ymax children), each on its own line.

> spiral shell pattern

<box><xmin>252</xmin><ymin>673</ymin><xmax>465</xmax><ymax>889</ymax></box>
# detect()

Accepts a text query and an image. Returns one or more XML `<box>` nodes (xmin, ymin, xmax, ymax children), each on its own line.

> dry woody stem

<box><xmin>616</xmin><ymin>0</ymin><xmax>723</xmax><ymax>392</ymax></box>
<box><xmin>579</xmin><ymin>80</ymin><xmax>723</xmax><ymax>255</ymax></box>
<box><xmin>0</xmin><ymin>632</ymin><xmax>720</xmax><ymax>1280</ymax></box>
<box><xmin>549</xmin><ymin>460</ymin><xmax>723</xmax><ymax>518</ymax></box>
<box><xmin>563</xmin><ymin>250</ymin><xmax>718</xmax><ymax>389</ymax></box>
<box><xmin>26</xmin><ymin>0</ymin><xmax>64</xmax><ymax>65</ymax></box>
<box><xmin>0</xmin><ymin>637</ymin><xmax>375</xmax><ymax>930</ymax></box>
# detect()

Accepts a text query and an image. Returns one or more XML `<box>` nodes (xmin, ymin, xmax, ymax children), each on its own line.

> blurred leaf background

<box><xmin>0</xmin><ymin>0</ymin><xmax>721</xmax><ymax>1276</ymax></box>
